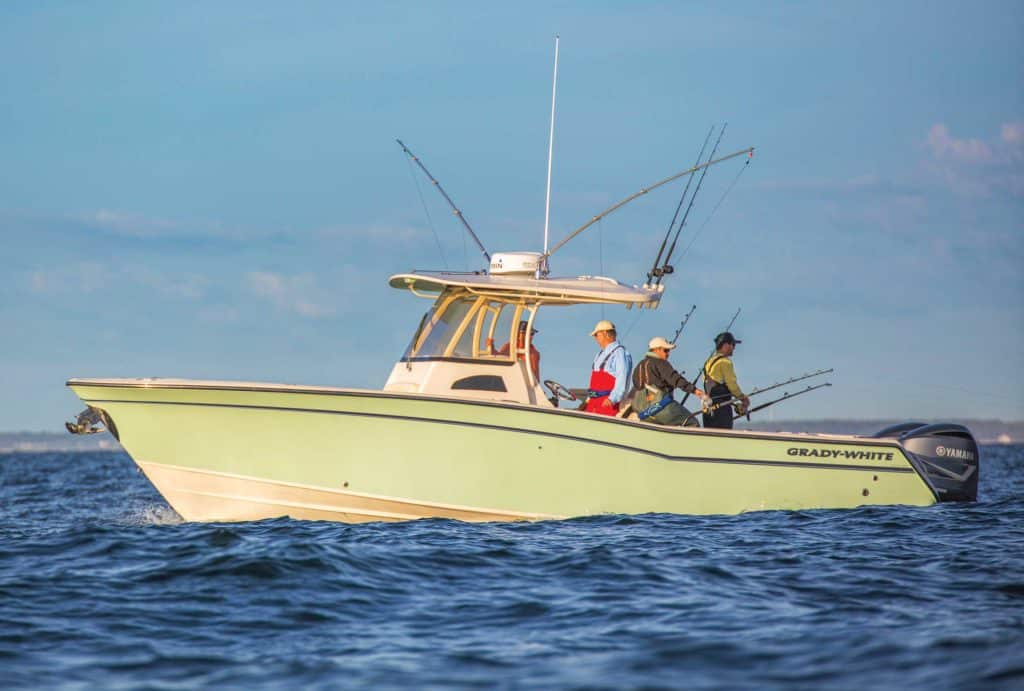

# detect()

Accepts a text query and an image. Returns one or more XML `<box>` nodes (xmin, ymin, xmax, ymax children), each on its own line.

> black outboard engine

<box><xmin>873</xmin><ymin>422</ymin><xmax>979</xmax><ymax>502</ymax></box>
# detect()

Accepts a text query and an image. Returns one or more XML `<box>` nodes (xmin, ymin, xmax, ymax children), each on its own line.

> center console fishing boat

<box><xmin>65</xmin><ymin>40</ymin><xmax>979</xmax><ymax>523</ymax></box>
<box><xmin>66</xmin><ymin>254</ymin><xmax>979</xmax><ymax>523</ymax></box>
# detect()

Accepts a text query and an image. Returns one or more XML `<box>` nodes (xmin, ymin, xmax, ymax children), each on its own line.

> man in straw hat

<box><xmin>630</xmin><ymin>336</ymin><xmax>708</xmax><ymax>426</ymax></box>
<box><xmin>584</xmin><ymin>320</ymin><xmax>632</xmax><ymax>416</ymax></box>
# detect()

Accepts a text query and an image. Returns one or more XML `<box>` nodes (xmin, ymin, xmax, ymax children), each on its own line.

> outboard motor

<box><xmin>874</xmin><ymin>422</ymin><xmax>979</xmax><ymax>502</ymax></box>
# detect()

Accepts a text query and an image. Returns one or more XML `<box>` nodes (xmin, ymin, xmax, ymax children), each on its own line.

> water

<box><xmin>1</xmin><ymin>447</ymin><xmax>1022</xmax><ymax>689</ymax></box>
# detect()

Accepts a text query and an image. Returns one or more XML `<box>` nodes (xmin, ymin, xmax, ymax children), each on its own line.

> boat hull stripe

<box><xmin>68</xmin><ymin>379</ymin><xmax>900</xmax><ymax>447</ymax></box>
<box><xmin>90</xmin><ymin>398</ymin><xmax>915</xmax><ymax>475</ymax></box>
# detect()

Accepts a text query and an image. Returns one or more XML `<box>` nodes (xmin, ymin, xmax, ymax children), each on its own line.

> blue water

<box><xmin>1</xmin><ymin>447</ymin><xmax>1022</xmax><ymax>689</ymax></box>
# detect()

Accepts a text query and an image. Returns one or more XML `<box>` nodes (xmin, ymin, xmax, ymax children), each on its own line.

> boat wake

<box><xmin>121</xmin><ymin>504</ymin><xmax>184</xmax><ymax>526</ymax></box>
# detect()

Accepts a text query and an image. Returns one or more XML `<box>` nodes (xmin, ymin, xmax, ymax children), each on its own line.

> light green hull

<box><xmin>68</xmin><ymin>379</ymin><xmax>938</xmax><ymax>522</ymax></box>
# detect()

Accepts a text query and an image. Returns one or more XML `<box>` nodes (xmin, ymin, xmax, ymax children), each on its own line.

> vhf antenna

<box><xmin>541</xmin><ymin>35</ymin><xmax>560</xmax><ymax>277</ymax></box>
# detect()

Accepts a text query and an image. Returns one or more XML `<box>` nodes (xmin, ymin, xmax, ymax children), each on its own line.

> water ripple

<box><xmin>0</xmin><ymin>447</ymin><xmax>1022</xmax><ymax>688</ymax></box>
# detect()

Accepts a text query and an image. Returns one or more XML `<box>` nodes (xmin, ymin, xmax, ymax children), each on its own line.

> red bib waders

<box><xmin>585</xmin><ymin>346</ymin><xmax>622</xmax><ymax>416</ymax></box>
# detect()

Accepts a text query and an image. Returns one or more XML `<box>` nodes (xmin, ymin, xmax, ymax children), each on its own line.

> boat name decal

<box><xmin>935</xmin><ymin>445</ymin><xmax>974</xmax><ymax>460</ymax></box>
<box><xmin>787</xmin><ymin>447</ymin><xmax>894</xmax><ymax>461</ymax></box>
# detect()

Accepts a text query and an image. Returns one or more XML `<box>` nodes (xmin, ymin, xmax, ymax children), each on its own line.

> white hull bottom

<box><xmin>138</xmin><ymin>461</ymin><xmax>560</xmax><ymax>523</ymax></box>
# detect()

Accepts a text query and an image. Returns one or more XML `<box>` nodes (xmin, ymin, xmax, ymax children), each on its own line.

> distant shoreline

<box><xmin>3</xmin><ymin>419</ymin><xmax>1020</xmax><ymax>452</ymax></box>
<box><xmin>736</xmin><ymin>418</ymin><xmax>1021</xmax><ymax>445</ymax></box>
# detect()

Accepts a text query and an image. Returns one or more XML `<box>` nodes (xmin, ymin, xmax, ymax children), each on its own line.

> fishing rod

<box><xmin>654</xmin><ymin>124</ymin><xmax>728</xmax><ymax>286</ymax></box>
<box><xmin>396</xmin><ymin>139</ymin><xmax>491</xmax><ymax>264</ymax></box>
<box><xmin>733</xmin><ymin>382</ymin><xmax>832</xmax><ymax>421</ymax></box>
<box><xmin>675</xmin><ymin>154</ymin><xmax>752</xmax><ymax>265</ymax></box>
<box><xmin>680</xmin><ymin>306</ymin><xmax>742</xmax><ymax>407</ymax></box>
<box><xmin>744</xmin><ymin>368</ymin><xmax>833</xmax><ymax>399</ymax></box>
<box><xmin>680</xmin><ymin>375</ymin><xmax>832</xmax><ymax>426</ymax></box>
<box><xmin>670</xmin><ymin>305</ymin><xmax>697</xmax><ymax>345</ymax></box>
<box><xmin>647</xmin><ymin>126</ymin><xmax>714</xmax><ymax>285</ymax></box>
<box><xmin>543</xmin><ymin>146</ymin><xmax>755</xmax><ymax>263</ymax></box>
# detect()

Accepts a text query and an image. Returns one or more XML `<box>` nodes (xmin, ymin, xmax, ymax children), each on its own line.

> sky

<box><xmin>1</xmin><ymin>1</ymin><xmax>1022</xmax><ymax>432</ymax></box>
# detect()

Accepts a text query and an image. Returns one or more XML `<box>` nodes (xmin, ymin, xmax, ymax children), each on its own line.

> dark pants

<box><xmin>702</xmin><ymin>404</ymin><xmax>733</xmax><ymax>429</ymax></box>
<box><xmin>703</xmin><ymin>381</ymin><xmax>734</xmax><ymax>429</ymax></box>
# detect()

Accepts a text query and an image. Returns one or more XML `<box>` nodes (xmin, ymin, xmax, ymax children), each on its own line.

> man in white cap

<box><xmin>584</xmin><ymin>320</ymin><xmax>632</xmax><ymax>416</ymax></box>
<box><xmin>631</xmin><ymin>336</ymin><xmax>708</xmax><ymax>425</ymax></box>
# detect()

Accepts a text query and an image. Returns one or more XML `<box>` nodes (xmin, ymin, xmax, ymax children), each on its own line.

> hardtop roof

<box><xmin>388</xmin><ymin>271</ymin><xmax>664</xmax><ymax>307</ymax></box>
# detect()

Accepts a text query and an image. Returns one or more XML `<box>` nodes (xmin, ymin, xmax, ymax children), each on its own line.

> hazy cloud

<box><xmin>81</xmin><ymin>210</ymin><xmax>282</xmax><ymax>241</ymax></box>
<box><xmin>923</xmin><ymin>121</ymin><xmax>1024</xmax><ymax>198</ymax></box>
<box><xmin>247</xmin><ymin>271</ymin><xmax>334</xmax><ymax>318</ymax></box>
<box><xmin>26</xmin><ymin>262</ymin><xmax>210</xmax><ymax>302</ymax></box>
<box><xmin>197</xmin><ymin>305</ymin><xmax>241</xmax><ymax>324</ymax></box>
<box><xmin>125</xmin><ymin>267</ymin><xmax>209</xmax><ymax>300</ymax></box>
<box><xmin>89</xmin><ymin>210</ymin><xmax>183</xmax><ymax>238</ymax></box>
<box><xmin>926</xmin><ymin>124</ymin><xmax>993</xmax><ymax>164</ymax></box>
<box><xmin>27</xmin><ymin>262</ymin><xmax>109</xmax><ymax>295</ymax></box>
<box><xmin>1001</xmin><ymin>121</ymin><xmax>1024</xmax><ymax>147</ymax></box>
<box><xmin>315</xmin><ymin>222</ymin><xmax>432</xmax><ymax>244</ymax></box>
<box><xmin>781</xmin><ymin>121</ymin><xmax>1024</xmax><ymax>203</ymax></box>
<box><xmin>754</xmin><ymin>174</ymin><xmax>925</xmax><ymax>198</ymax></box>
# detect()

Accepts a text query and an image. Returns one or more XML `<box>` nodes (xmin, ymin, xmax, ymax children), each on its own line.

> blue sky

<box><xmin>2</xmin><ymin>1</ymin><xmax>1022</xmax><ymax>431</ymax></box>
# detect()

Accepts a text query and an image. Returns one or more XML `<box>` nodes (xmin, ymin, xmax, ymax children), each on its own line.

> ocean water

<box><xmin>1</xmin><ymin>447</ymin><xmax>1022</xmax><ymax>690</ymax></box>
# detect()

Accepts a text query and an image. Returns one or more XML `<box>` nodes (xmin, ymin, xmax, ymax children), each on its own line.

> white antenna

<box><xmin>542</xmin><ymin>35</ymin><xmax>559</xmax><ymax>272</ymax></box>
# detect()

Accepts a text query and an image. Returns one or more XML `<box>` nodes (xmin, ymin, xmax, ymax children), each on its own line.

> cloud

<box><xmin>825</xmin><ymin>193</ymin><xmax>929</xmax><ymax>235</ymax></box>
<box><xmin>314</xmin><ymin>222</ymin><xmax>432</xmax><ymax>244</ymax></box>
<box><xmin>766</xmin><ymin>121</ymin><xmax>1024</xmax><ymax>201</ymax></box>
<box><xmin>89</xmin><ymin>210</ymin><xmax>183</xmax><ymax>238</ymax></box>
<box><xmin>926</xmin><ymin>124</ymin><xmax>993</xmax><ymax>164</ymax></box>
<box><xmin>923</xmin><ymin>121</ymin><xmax>1024</xmax><ymax>198</ymax></box>
<box><xmin>197</xmin><ymin>306</ymin><xmax>241</xmax><ymax>324</ymax></box>
<box><xmin>27</xmin><ymin>262</ymin><xmax>109</xmax><ymax>295</ymax></box>
<box><xmin>247</xmin><ymin>271</ymin><xmax>334</xmax><ymax>318</ymax></box>
<box><xmin>80</xmin><ymin>209</ymin><xmax>280</xmax><ymax>241</ymax></box>
<box><xmin>1001</xmin><ymin>122</ymin><xmax>1024</xmax><ymax>147</ymax></box>
<box><xmin>25</xmin><ymin>262</ymin><xmax>210</xmax><ymax>302</ymax></box>
<box><xmin>125</xmin><ymin>267</ymin><xmax>208</xmax><ymax>299</ymax></box>
<box><xmin>754</xmin><ymin>174</ymin><xmax>925</xmax><ymax>198</ymax></box>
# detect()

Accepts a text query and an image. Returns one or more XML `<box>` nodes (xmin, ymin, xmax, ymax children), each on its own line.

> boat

<box><xmin>64</xmin><ymin>250</ymin><xmax>979</xmax><ymax>522</ymax></box>
<box><xmin>64</xmin><ymin>44</ymin><xmax>979</xmax><ymax>523</ymax></box>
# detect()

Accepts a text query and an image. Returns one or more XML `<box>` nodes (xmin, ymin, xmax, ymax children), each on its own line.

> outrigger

<box><xmin>64</xmin><ymin>41</ymin><xmax>978</xmax><ymax>523</ymax></box>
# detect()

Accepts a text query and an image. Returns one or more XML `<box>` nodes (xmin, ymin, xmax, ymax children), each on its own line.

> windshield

<box><xmin>401</xmin><ymin>291</ymin><xmax>523</xmax><ymax>361</ymax></box>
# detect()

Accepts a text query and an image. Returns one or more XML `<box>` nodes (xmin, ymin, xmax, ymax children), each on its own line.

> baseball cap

<box><xmin>648</xmin><ymin>336</ymin><xmax>676</xmax><ymax>351</ymax></box>
<box><xmin>714</xmin><ymin>331</ymin><xmax>742</xmax><ymax>348</ymax></box>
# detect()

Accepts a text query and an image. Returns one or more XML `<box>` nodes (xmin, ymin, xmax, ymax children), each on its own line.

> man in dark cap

<box><xmin>702</xmin><ymin>332</ymin><xmax>749</xmax><ymax>429</ymax></box>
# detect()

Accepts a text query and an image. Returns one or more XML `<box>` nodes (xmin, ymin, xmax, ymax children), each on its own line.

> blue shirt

<box><xmin>592</xmin><ymin>340</ymin><xmax>633</xmax><ymax>404</ymax></box>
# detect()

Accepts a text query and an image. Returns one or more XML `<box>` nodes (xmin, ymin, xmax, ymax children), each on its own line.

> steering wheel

<box><xmin>544</xmin><ymin>379</ymin><xmax>577</xmax><ymax>402</ymax></box>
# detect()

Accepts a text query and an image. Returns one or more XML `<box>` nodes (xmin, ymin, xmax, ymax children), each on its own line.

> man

<box><xmin>631</xmin><ymin>336</ymin><xmax>707</xmax><ymax>425</ymax></box>
<box><xmin>585</xmin><ymin>320</ymin><xmax>632</xmax><ymax>416</ymax></box>
<box><xmin>487</xmin><ymin>320</ymin><xmax>540</xmax><ymax>379</ymax></box>
<box><xmin>702</xmin><ymin>331</ymin><xmax>750</xmax><ymax>429</ymax></box>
